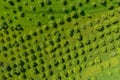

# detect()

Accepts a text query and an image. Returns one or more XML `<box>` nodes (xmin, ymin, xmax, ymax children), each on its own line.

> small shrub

<box><xmin>105</xmin><ymin>29</ymin><xmax>111</xmax><ymax>35</ymax></box>
<box><xmin>31</xmin><ymin>55</ymin><xmax>37</xmax><ymax>61</ymax></box>
<box><xmin>95</xmin><ymin>24</ymin><xmax>104</xmax><ymax>31</ymax></box>
<box><xmin>100</xmin><ymin>0</ymin><xmax>107</xmax><ymax>6</ymax></box>
<box><xmin>34</xmin><ymin>68</ymin><xmax>39</xmax><ymax>74</ymax></box>
<box><xmin>20</xmin><ymin>67</ymin><xmax>26</xmax><ymax>73</ymax></box>
<box><xmin>23</xmin><ymin>34</ymin><xmax>32</xmax><ymax>40</ymax></box>
<box><xmin>101</xmin><ymin>46</ymin><xmax>107</xmax><ymax>53</ymax></box>
<box><xmin>108</xmin><ymin>5</ymin><xmax>114</xmax><ymax>10</ymax></box>
<box><xmin>63</xmin><ymin>8</ymin><xmax>69</xmax><ymax>13</ymax></box>
<box><xmin>78</xmin><ymin>2</ymin><xmax>83</xmax><ymax>7</ymax></box>
<box><xmin>47</xmin><ymin>8</ymin><xmax>53</xmax><ymax>13</ymax></box>
<box><xmin>62</xmin><ymin>64</ymin><xmax>66</xmax><ymax>70</ymax></box>
<box><xmin>79</xmin><ymin>42</ymin><xmax>84</xmax><ymax>48</ymax></box>
<box><xmin>94</xmin><ymin>57</ymin><xmax>102</xmax><ymax>64</ymax></box>
<box><xmin>2</xmin><ymin>46</ymin><xmax>8</xmax><ymax>51</ymax></box>
<box><xmin>71</xmin><ymin>5</ymin><xmax>76</xmax><ymax>11</ymax></box>
<box><xmin>18</xmin><ymin>60</ymin><xmax>25</xmax><ymax>66</ymax></box>
<box><xmin>35</xmin><ymin>45</ymin><xmax>42</xmax><ymax>51</ymax></box>
<box><xmin>107</xmin><ymin>36</ymin><xmax>114</xmax><ymax>43</ymax></box>
<box><xmin>22</xmin><ymin>51</ymin><xmax>28</xmax><ymax>57</ymax></box>
<box><xmin>45</xmin><ymin>0</ymin><xmax>52</xmax><ymax>5</ymax></box>
<box><xmin>49</xmin><ymin>70</ymin><xmax>53</xmax><ymax>76</ymax></box>
<box><xmin>6</xmin><ymin>37</ymin><xmax>10</xmax><ymax>41</ymax></box>
<box><xmin>89</xmin><ymin>61</ymin><xmax>94</xmax><ymax>66</ymax></box>
<box><xmin>1</xmin><ymin>75</ymin><xmax>7</xmax><ymax>80</ymax></box>
<box><xmin>78</xmin><ymin>49</ymin><xmax>85</xmax><ymax>55</ymax></box>
<box><xmin>49</xmin><ymin>15</ymin><xmax>55</xmax><ymax>20</ymax></box>
<box><xmin>62</xmin><ymin>0</ymin><xmax>67</xmax><ymax>6</ymax></box>
<box><xmin>84</xmin><ymin>0</ymin><xmax>90</xmax><ymax>3</ymax></box>
<box><xmin>8</xmin><ymin>1</ymin><xmax>14</xmax><ymax>6</ymax></box>
<box><xmin>18</xmin><ymin>6</ymin><xmax>23</xmax><ymax>11</ymax></box>
<box><xmin>20</xmin><ymin>74</ymin><xmax>27</xmax><ymax>79</ymax></box>
<box><xmin>78</xmin><ymin>9</ymin><xmax>85</xmax><ymax>16</ymax></box>
<box><xmin>32</xmin><ymin>62</ymin><xmax>38</xmax><ymax>67</ymax></box>
<box><xmin>37</xmin><ymin>21</ymin><xmax>41</xmax><ymax>26</ymax></box>
<box><xmin>114</xmin><ymin>33</ymin><xmax>120</xmax><ymax>40</ymax></box>
<box><xmin>57</xmin><ymin>19</ymin><xmax>64</xmax><ymax>25</ymax></box>
<box><xmin>90</xmin><ymin>35</ymin><xmax>96</xmax><ymax>42</ymax></box>
<box><xmin>64</xmin><ymin>15</ymin><xmax>72</xmax><ymax>22</ymax></box>
<box><xmin>69</xmin><ymin>28</ymin><xmax>74</xmax><ymax>37</ymax></box>
<box><xmin>18</xmin><ymin>36</ymin><xmax>24</xmax><ymax>43</ymax></box>
<box><xmin>85</xmin><ymin>38</ymin><xmax>91</xmax><ymax>45</ymax></box>
<box><xmin>44</xmin><ymin>25</ymin><xmax>49</xmax><ymax>31</ymax></box>
<box><xmin>32</xmin><ymin>31</ymin><xmax>37</xmax><ymax>36</ymax></box>
<box><xmin>71</xmin><ymin>11</ymin><xmax>78</xmax><ymax>19</ymax></box>
<box><xmin>39</xmin><ymin>1</ymin><xmax>44</xmax><ymax>7</ymax></box>
<box><xmin>92</xmin><ymin>2</ymin><xmax>97</xmax><ymax>7</ymax></box>
<box><xmin>107</xmin><ymin>44</ymin><xmax>115</xmax><ymax>50</ymax></box>
<box><xmin>49</xmin><ymin>21</ymin><xmax>58</xmax><ymax>28</ymax></box>
<box><xmin>112</xmin><ymin>26</ymin><xmax>119</xmax><ymax>33</ymax></box>
<box><xmin>92</xmin><ymin>42</ymin><xmax>99</xmax><ymax>49</ymax></box>
<box><xmin>0</xmin><ymin>61</ymin><xmax>4</xmax><ymax>66</ymax></box>
<box><xmin>15</xmin><ymin>24</ymin><xmax>23</xmax><ymax>31</ymax></box>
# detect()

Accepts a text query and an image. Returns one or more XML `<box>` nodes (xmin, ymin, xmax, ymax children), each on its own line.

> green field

<box><xmin>0</xmin><ymin>0</ymin><xmax>120</xmax><ymax>80</ymax></box>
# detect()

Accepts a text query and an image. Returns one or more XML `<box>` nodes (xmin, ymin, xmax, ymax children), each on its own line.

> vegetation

<box><xmin>0</xmin><ymin>0</ymin><xmax>120</xmax><ymax>80</ymax></box>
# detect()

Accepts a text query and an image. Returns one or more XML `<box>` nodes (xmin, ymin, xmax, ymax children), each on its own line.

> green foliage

<box><xmin>0</xmin><ymin>0</ymin><xmax>120</xmax><ymax>80</ymax></box>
